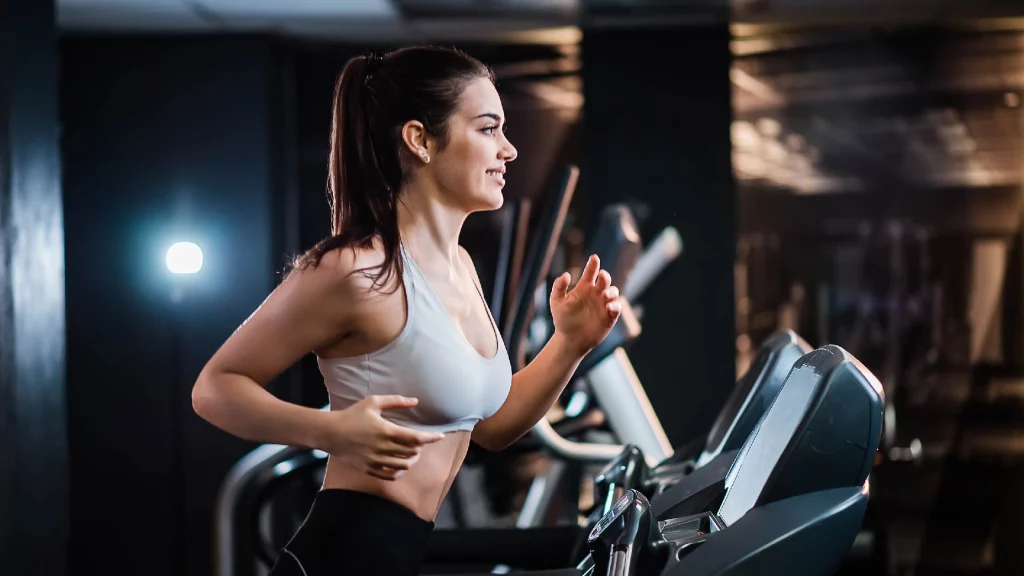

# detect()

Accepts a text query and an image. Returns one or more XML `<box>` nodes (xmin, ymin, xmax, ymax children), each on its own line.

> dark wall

<box><xmin>1</xmin><ymin>0</ymin><xmax>69</xmax><ymax>573</ymax></box>
<box><xmin>581</xmin><ymin>25</ymin><xmax>737</xmax><ymax>447</ymax></box>
<box><xmin>61</xmin><ymin>35</ymin><xmax>291</xmax><ymax>576</ymax></box>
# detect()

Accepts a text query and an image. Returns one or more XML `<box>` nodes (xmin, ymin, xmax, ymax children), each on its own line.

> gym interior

<box><xmin>4</xmin><ymin>0</ymin><xmax>1024</xmax><ymax>575</ymax></box>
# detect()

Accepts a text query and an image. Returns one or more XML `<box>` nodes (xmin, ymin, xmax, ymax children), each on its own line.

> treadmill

<box><xmin>586</xmin><ymin>344</ymin><xmax>885</xmax><ymax>576</ymax></box>
<box><xmin>434</xmin><ymin>344</ymin><xmax>885</xmax><ymax>576</ymax></box>
<box><xmin>420</xmin><ymin>329</ymin><xmax>812</xmax><ymax>573</ymax></box>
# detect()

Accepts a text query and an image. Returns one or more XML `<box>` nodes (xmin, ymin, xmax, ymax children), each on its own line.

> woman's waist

<box><xmin>321</xmin><ymin>434</ymin><xmax>469</xmax><ymax>522</ymax></box>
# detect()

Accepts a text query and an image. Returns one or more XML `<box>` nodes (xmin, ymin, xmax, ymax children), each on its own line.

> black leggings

<box><xmin>269</xmin><ymin>488</ymin><xmax>435</xmax><ymax>576</ymax></box>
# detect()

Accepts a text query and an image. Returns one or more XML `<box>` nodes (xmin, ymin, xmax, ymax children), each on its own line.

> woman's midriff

<box><xmin>320</xmin><ymin>430</ymin><xmax>472</xmax><ymax>522</ymax></box>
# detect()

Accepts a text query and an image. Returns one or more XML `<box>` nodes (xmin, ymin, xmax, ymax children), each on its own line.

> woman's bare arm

<box><xmin>192</xmin><ymin>247</ymin><xmax>445</xmax><ymax>482</ymax></box>
<box><xmin>456</xmin><ymin>247</ymin><xmax>586</xmax><ymax>450</ymax></box>
<box><xmin>474</xmin><ymin>332</ymin><xmax>584</xmax><ymax>450</ymax></box>
<box><xmin>458</xmin><ymin>248</ymin><xmax>619</xmax><ymax>450</ymax></box>
<box><xmin>191</xmin><ymin>250</ymin><xmax>362</xmax><ymax>449</ymax></box>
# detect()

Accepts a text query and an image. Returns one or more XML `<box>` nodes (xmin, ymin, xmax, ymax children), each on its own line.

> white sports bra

<box><xmin>317</xmin><ymin>245</ymin><xmax>513</xmax><ymax>433</ymax></box>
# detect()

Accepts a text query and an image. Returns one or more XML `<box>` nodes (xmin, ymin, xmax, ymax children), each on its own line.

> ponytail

<box><xmin>292</xmin><ymin>52</ymin><xmax>402</xmax><ymax>289</ymax></box>
<box><xmin>289</xmin><ymin>46</ymin><xmax>495</xmax><ymax>290</ymax></box>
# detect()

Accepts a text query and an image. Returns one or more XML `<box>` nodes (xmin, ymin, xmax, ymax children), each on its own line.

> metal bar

<box><xmin>515</xmin><ymin>460</ymin><xmax>567</xmax><ymax>529</ymax></box>
<box><xmin>587</xmin><ymin>349</ymin><xmax>674</xmax><ymax>466</ymax></box>
<box><xmin>622</xmin><ymin>226</ymin><xmax>683</xmax><ymax>302</ymax></box>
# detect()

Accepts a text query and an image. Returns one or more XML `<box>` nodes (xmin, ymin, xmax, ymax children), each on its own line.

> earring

<box><xmin>420</xmin><ymin>150</ymin><xmax>430</xmax><ymax>163</ymax></box>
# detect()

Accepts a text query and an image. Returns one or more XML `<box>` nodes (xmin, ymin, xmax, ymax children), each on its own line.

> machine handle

<box><xmin>623</xmin><ymin>227</ymin><xmax>682</xmax><ymax>302</ymax></box>
<box><xmin>609</xmin><ymin>547</ymin><xmax>632</xmax><ymax>576</ymax></box>
<box><xmin>530</xmin><ymin>416</ymin><xmax>626</xmax><ymax>463</ymax></box>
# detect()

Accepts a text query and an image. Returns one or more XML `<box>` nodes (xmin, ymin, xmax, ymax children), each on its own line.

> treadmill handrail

<box><xmin>529</xmin><ymin>416</ymin><xmax>626</xmax><ymax>463</ymax></box>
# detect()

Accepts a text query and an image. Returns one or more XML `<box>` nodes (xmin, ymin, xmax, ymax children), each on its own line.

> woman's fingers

<box><xmin>603</xmin><ymin>286</ymin><xmax>620</xmax><ymax>302</ymax></box>
<box><xmin>579</xmin><ymin>255</ymin><xmax>600</xmax><ymax>286</ymax></box>
<box><xmin>367</xmin><ymin>467</ymin><xmax>397</xmax><ymax>481</ymax></box>
<box><xmin>379</xmin><ymin>442</ymin><xmax>420</xmax><ymax>458</ymax></box>
<box><xmin>373</xmin><ymin>455</ymin><xmax>417</xmax><ymax>471</ymax></box>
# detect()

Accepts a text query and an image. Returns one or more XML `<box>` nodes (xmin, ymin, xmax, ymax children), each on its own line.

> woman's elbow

<box><xmin>190</xmin><ymin>371</ymin><xmax>221</xmax><ymax>422</ymax></box>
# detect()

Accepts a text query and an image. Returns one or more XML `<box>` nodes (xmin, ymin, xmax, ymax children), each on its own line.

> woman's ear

<box><xmin>401</xmin><ymin>120</ymin><xmax>432</xmax><ymax>164</ymax></box>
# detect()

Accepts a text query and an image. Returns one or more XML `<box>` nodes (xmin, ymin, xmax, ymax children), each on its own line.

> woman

<box><xmin>192</xmin><ymin>45</ymin><xmax>621</xmax><ymax>576</ymax></box>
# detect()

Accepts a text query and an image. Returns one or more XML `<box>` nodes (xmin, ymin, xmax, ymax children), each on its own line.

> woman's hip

<box><xmin>269</xmin><ymin>488</ymin><xmax>435</xmax><ymax>576</ymax></box>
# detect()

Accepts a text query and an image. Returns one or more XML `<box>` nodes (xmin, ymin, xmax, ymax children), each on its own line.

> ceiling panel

<box><xmin>58</xmin><ymin>0</ymin><xmax>402</xmax><ymax>33</ymax></box>
<box><xmin>56</xmin><ymin>0</ymin><xmax>1024</xmax><ymax>37</ymax></box>
<box><xmin>732</xmin><ymin>0</ymin><xmax>1023</xmax><ymax>25</ymax></box>
<box><xmin>58</xmin><ymin>0</ymin><xmax>211</xmax><ymax>30</ymax></box>
<box><xmin>195</xmin><ymin>0</ymin><xmax>397</xmax><ymax>19</ymax></box>
<box><xmin>732</xmin><ymin>29</ymin><xmax>1024</xmax><ymax>194</ymax></box>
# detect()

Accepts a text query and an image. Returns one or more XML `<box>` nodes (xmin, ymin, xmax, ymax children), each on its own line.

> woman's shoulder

<box><xmin>324</xmin><ymin>237</ymin><xmax>388</xmax><ymax>272</ymax></box>
<box><xmin>286</xmin><ymin>236</ymin><xmax>398</xmax><ymax>298</ymax></box>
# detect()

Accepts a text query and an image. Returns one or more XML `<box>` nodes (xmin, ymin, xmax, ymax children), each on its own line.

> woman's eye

<box><xmin>483</xmin><ymin>126</ymin><xmax>498</xmax><ymax>135</ymax></box>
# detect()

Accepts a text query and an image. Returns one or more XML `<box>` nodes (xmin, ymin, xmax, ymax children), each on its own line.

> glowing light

<box><xmin>166</xmin><ymin>242</ymin><xmax>203</xmax><ymax>274</ymax></box>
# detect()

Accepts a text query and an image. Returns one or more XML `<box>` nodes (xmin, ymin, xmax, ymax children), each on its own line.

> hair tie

<box><xmin>364</xmin><ymin>50</ymin><xmax>386</xmax><ymax>85</ymax></box>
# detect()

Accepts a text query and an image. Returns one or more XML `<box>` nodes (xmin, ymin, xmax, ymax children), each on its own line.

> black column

<box><xmin>0</xmin><ymin>0</ymin><xmax>69</xmax><ymax>574</ymax></box>
<box><xmin>581</xmin><ymin>24</ymin><xmax>736</xmax><ymax>446</ymax></box>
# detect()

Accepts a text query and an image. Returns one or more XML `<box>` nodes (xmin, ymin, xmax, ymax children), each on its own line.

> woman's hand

<box><xmin>319</xmin><ymin>395</ymin><xmax>445</xmax><ymax>481</ymax></box>
<box><xmin>549</xmin><ymin>254</ymin><xmax>622</xmax><ymax>357</ymax></box>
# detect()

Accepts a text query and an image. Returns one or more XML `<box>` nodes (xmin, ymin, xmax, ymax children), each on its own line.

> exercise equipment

<box><xmin>651</xmin><ymin>329</ymin><xmax>811</xmax><ymax>481</ymax></box>
<box><xmin>434</xmin><ymin>343</ymin><xmax>884</xmax><ymax>576</ymax></box>
<box><xmin>420</xmin><ymin>329</ymin><xmax>811</xmax><ymax>573</ymax></box>
<box><xmin>589</xmin><ymin>345</ymin><xmax>884</xmax><ymax>576</ymax></box>
<box><xmin>567</xmin><ymin>330</ymin><xmax>810</xmax><ymax>563</ymax></box>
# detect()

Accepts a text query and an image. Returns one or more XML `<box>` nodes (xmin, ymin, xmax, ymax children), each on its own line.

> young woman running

<box><xmin>192</xmin><ymin>45</ymin><xmax>621</xmax><ymax>576</ymax></box>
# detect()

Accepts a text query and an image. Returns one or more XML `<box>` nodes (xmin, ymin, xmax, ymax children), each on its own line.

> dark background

<box><xmin>56</xmin><ymin>34</ymin><xmax>608</xmax><ymax>576</ymax></box>
<box><xmin>5</xmin><ymin>0</ymin><xmax>1024</xmax><ymax>574</ymax></box>
<box><xmin>61</xmin><ymin>35</ymin><xmax>290</xmax><ymax>575</ymax></box>
<box><xmin>55</xmin><ymin>30</ymin><xmax>735</xmax><ymax>574</ymax></box>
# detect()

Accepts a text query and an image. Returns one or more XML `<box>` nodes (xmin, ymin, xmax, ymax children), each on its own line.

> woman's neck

<box><xmin>396</xmin><ymin>183</ymin><xmax>467</xmax><ymax>270</ymax></box>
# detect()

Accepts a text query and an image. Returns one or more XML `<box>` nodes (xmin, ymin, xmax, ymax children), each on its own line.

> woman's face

<box><xmin>425</xmin><ymin>77</ymin><xmax>518</xmax><ymax>212</ymax></box>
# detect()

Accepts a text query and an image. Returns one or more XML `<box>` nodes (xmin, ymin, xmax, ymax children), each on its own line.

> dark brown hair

<box><xmin>290</xmin><ymin>46</ymin><xmax>495</xmax><ymax>288</ymax></box>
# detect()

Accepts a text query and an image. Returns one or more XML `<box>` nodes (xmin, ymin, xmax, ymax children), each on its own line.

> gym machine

<box><xmin>429</xmin><ymin>344</ymin><xmax>885</xmax><ymax>576</ymax></box>
<box><xmin>419</xmin><ymin>329</ymin><xmax>811</xmax><ymax>573</ymax></box>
